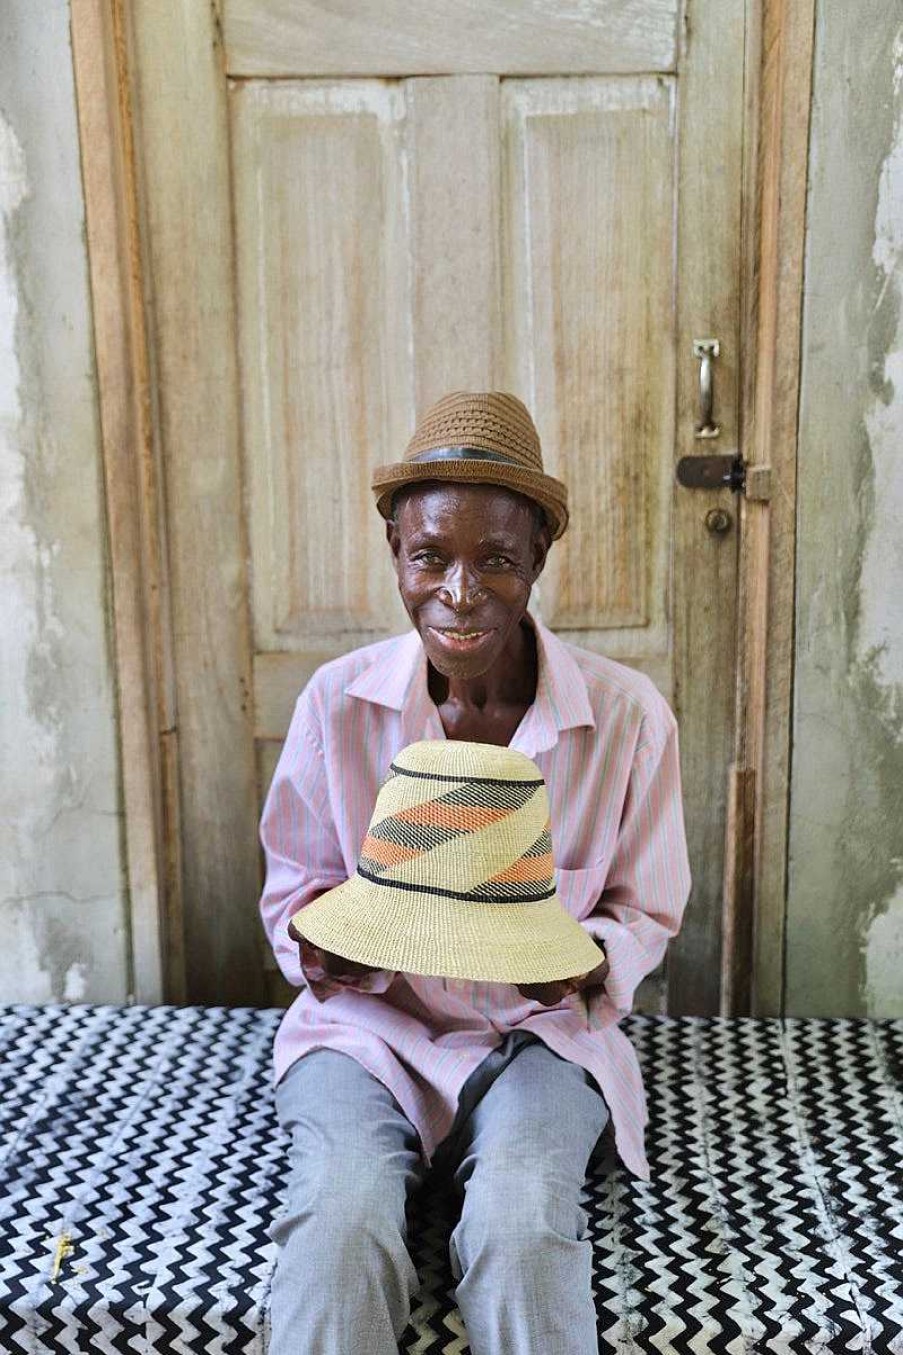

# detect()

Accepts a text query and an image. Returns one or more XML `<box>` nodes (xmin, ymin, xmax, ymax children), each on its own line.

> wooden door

<box><xmin>126</xmin><ymin>0</ymin><xmax>746</xmax><ymax>1011</ymax></box>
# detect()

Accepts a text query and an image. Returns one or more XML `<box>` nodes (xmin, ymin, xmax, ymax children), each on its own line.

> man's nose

<box><xmin>440</xmin><ymin>563</ymin><xmax>485</xmax><ymax>610</ymax></box>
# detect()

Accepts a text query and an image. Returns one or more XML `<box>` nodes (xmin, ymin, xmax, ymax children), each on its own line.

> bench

<box><xmin>2</xmin><ymin>1004</ymin><xmax>901</xmax><ymax>1352</ymax></box>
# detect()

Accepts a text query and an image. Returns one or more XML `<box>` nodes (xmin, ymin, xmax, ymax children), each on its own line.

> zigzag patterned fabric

<box><xmin>357</xmin><ymin>762</ymin><xmax>555</xmax><ymax>904</ymax></box>
<box><xmin>1</xmin><ymin>1004</ymin><xmax>902</xmax><ymax>1353</ymax></box>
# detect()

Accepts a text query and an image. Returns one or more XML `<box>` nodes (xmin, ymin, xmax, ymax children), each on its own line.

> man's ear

<box><xmin>386</xmin><ymin>517</ymin><xmax>401</xmax><ymax>563</ymax></box>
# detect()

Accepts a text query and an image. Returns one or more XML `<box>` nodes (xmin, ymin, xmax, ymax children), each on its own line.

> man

<box><xmin>259</xmin><ymin>391</ymin><xmax>692</xmax><ymax>1354</ymax></box>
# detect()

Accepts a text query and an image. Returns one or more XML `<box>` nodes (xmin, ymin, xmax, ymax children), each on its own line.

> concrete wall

<box><xmin>0</xmin><ymin>0</ymin><xmax>129</xmax><ymax>1002</ymax></box>
<box><xmin>788</xmin><ymin>5</ymin><xmax>903</xmax><ymax>1015</ymax></box>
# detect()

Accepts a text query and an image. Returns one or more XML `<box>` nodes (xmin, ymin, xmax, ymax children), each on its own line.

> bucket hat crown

<box><xmin>371</xmin><ymin>390</ymin><xmax>570</xmax><ymax>540</ymax></box>
<box><xmin>290</xmin><ymin>739</ymin><xmax>603</xmax><ymax>983</ymax></box>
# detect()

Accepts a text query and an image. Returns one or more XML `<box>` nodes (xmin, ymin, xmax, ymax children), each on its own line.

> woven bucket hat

<box><xmin>371</xmin><ymin>391</ymin><xmax>569</xmax><ymax>540</ymax></box>
<box><xmin>290</xmin><ymin>739</ymin><xmax>604</xmax><ymax>983</ymax></box>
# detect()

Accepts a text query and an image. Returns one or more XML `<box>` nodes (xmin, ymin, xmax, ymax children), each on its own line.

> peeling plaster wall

<box><xmin>0</xmin><ymin>2</ymin><xmax>129</xmax><ymax>1001</ymax></box>
<box><xmin>789</xmin><ymin>5</ymin><xmax>903</xmax><ymax>1015</ymax></box>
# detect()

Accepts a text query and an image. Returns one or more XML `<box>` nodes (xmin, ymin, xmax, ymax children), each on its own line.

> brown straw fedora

<box><xmin>290</xmin><ymin>739</ymin><xmax>604</xmax><ymax>983</ymax></box>
<box><xmin>371</xmin><ymin>391</ymin><xmax>569</xmax><ymax>540</ymax></box>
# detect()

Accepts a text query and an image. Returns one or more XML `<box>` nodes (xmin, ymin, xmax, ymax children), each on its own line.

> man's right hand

<box><xmin>287</xmin><ymin>918</ymin><xmax>384</xmax><ymax>983</ymax></box>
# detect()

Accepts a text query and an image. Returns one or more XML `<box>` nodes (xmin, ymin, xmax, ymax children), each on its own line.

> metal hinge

<box><xmin>676</xmin><ymin>453</ymin><xmax>772</xmax><ymax>502</ymax></box>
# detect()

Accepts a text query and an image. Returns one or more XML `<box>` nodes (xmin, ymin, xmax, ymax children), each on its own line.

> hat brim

<box><xmin>290</xmin><ymin>874</ymin><xmax>603</xmax><ymax>984</ymax></box>
<box><xmin>371</xmin><ymin>459</ymin><xmax>569</xmax><ymax>541</ymax></box>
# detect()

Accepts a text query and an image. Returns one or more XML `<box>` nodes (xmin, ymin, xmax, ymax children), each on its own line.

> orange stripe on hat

<box><xmin>360</xmin><ymin>835</ymin><xmax>421</xmax><ymax>867</ymax></box>
<box><xmin>485</xmin><ymin>852</ymin><xmax>554</xmax><ymax>885</ymax></box>
<box><xmin>393</xmin><ymin>802</ymin><xmax>511</xmax><ymax>832</ymax></box>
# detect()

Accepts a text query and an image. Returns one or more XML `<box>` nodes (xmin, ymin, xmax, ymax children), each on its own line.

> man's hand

<box><xmin>287</xmin><ymin>918</ymin><xmax>384</xmax><ymax>983</ymax></box>
<box><xmin>516</xmin><ymin>953</ymin><xmax>610</xmax><ymax>1007</ymax></box>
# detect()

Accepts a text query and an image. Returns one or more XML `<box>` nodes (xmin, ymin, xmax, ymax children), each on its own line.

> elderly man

<box><xmin>259</xmin><ymin>391</ymin><xmax>692</xmax><ymax>1355</ymax></box>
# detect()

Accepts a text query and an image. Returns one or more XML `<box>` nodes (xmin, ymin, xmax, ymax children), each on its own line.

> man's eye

<box><xmin>484</xmin><ymin>554</ymin><xmax>511</xmax><ymax>568</ymax></box>
<box><xmin>413</xmin><ymin>551</ymin><xmax>444</xmax><ymax>565</ymax></box>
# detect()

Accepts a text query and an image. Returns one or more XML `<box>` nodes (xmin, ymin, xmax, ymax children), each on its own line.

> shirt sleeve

<box><xmin>581</xmin><ymin>710</ymin><xmax>692</xmax><ymax>1017</ymax></box>
<box><xmin>258</xmin><ymin>689</ymin><xmax>397</xmax><ymax>1004</ymax></box>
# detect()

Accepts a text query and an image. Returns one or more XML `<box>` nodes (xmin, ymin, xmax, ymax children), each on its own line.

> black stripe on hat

<box><xmin>356</xmin><ymin>865</ymin><xmax>556</xmax><ymax>906</ymax></box>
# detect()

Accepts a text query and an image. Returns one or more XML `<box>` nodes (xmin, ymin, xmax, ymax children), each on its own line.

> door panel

<box><xmin>233</xmin><ymin>82</ymin><xmax>412</xmax><ymax>656</ymax></box>
<box><xmin>224</xmin><ymin>0</ymin><xmax>679</xmax><ymax>77</ymax></box>
<box><xmin>502</xmin><ymin>78</ymin><xmax>675</xmax><ymax>671</ymax></box>
<box><xmin>407</xmin><ymin>76</ymin><xmax>504</xmax><ymax>409</ymax></box>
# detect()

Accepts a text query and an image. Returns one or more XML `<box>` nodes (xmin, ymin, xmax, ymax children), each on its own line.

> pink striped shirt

<box><xmin>258</xmin><ymin>612</ymin><xmax>691</xmax><ymax>1181</ymax></box>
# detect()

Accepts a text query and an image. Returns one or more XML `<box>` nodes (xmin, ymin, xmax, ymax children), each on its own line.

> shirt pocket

<box><xmin>554</xmin><ymin>864</ymin><xmax>606</xmax><ymax>922</ymax></box>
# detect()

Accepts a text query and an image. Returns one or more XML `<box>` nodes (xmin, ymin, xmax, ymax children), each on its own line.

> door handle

<box><xmin>693</xmin><ymin>338</ymin><xmax>721</xmax><ymax>439</ymax></box>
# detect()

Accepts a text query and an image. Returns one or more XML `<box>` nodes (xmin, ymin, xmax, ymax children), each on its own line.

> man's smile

<box><xmin>427</xmin><ymin>625</ymin><xmax>495</xmax><ymax>652</ymax></box>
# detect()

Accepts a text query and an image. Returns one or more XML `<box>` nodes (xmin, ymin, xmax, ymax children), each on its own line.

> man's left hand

<box><xmin>517</xmin><ymin>954</ymin><xmax>610</xmax><ymax>1007</ymax></box>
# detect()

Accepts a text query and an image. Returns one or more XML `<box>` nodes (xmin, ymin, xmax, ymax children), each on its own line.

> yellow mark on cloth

<box><xmin>51</xmin><ymin>1232</ymin><xmax>74</xmax><ymax>1280</ymax></box>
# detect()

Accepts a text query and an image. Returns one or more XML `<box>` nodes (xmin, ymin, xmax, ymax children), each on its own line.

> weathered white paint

<box><xmin>0</xmin><ymin>1</ymin><xmax>129</xmax><ymax>1003</ymax></box>
<box><xmin>0</xmin><ymin>115</ymin><xmax>28</xmax><ymax>397</ymax></box>
<box><xmin>860</xmin><ymin>32</ymin><xmax>903</xmax><ymax>1015</ymax></box>
<box><xmin>864</xmin><ymin>878</ymin><xmax>903</xmax><ymax>1015</ymax></box>
<box><xmin>0</xmin><ymin>111</ymin><xmax>59</xmax><ymax>1000</ymax></box>
<box><xmin>63</xmin><ymin>961</ymin><xmax>88</xmax><ymax>1002</ymax></box>
<box><xmin>858</xmin><ymin>32</ymin><xmax>903</xmax><ymax>700</ymax></box>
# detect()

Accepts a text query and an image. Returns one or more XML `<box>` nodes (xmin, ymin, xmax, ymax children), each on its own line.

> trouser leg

<box><xmin>267</xmin><ymin>1050</ymin><xmax>424</xmax><ymax>1355</ymax></box>
<box><xmin>447</xmin><ymin>1041</ymin><xmax>610</xmax><ymax>1355</ymax></box>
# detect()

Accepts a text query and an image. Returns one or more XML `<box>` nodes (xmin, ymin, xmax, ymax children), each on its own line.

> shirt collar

<box><xmin>345</xmin><ymin>612</ymin><xmax>595</xmax><ymax>756</ymax></box>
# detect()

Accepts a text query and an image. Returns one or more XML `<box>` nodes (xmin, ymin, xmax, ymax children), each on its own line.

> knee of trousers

<box><xmin>271</xmin><ymin>1152</ymin><xmax>410</xmax><ymax>1265</ymax></box>
<box><xmin>452</xmin><ymin>1167</ymin><xmax>590</xmax><ymax>1273</ymax></box>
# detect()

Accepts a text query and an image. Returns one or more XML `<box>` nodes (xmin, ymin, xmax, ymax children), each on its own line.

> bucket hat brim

<box><xmin>371</xmin><ymin>457</ymin><xmax>569</xmax><ymax>541</ymax></box>
<box><xmin>291</xmin><ymin>873</ymin><xmax>604</xmax><ymax>985</ymax></box>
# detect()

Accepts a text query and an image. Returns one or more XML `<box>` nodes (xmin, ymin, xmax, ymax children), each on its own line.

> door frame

<box><xmin>70</xmin><ymin>0</ymin><xmax>815</xmax><ymax>1012</ymax></box>
<box><xmin>728</xmin><ymin>0</ymin><xmax>816</xmax><ymax>1016</ymax></box>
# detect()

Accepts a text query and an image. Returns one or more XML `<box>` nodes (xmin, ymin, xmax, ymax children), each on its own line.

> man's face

<box><xmin>387</xmin><ymin>482</ymin><xmax>551</xmax><ymax>679</ymax></box>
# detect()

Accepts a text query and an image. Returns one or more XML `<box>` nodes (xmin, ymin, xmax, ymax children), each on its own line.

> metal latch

<box><xmin>676</xmin><ymin>453</ymin><xmax>772</xmax><ymax>502</ymax></box>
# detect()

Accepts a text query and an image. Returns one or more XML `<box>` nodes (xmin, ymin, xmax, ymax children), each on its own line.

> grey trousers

<box><xmin>267</xmin><ymin>1031</ymin><xmax>611</xmax><ymax>1355</ymax></box>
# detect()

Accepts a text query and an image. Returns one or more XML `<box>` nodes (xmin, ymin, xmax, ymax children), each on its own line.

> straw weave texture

<box><xmin>371</xmin><ymin>390</ymin><xmax>570</xmax><ymax>539</ymax></box>
<box><xmin>404</xmin><ymin>391</ymin><xmax>544</xmax><ymax>470</ymax></box>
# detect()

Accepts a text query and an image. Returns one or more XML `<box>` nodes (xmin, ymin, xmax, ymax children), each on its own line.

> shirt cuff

<box><xmin>582</xmin><ymin>915</ymin><xmax>659</xmax><ymax>1016</ymax></box>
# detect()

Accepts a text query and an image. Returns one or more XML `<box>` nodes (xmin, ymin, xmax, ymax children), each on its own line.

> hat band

<box><xmin>356</xmin><ymin>864</ymin><xmax>556</xmax><ymax>906</ymax></box>
<box><xmin>389</xmin><ymin>760</ymin><xmax>544</xmax><ymax>788</ymax></box>
<box><xmin>408</xmin><ymin>445</ymin><xmax>524</xmax><ymax>467</ymax></box>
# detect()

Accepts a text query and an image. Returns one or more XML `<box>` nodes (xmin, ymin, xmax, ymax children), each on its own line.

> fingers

<box><xmin>516</xmin><ymin>979</ymin><xmax>578</xmax><ymax>1006</ymax></box>
<box><xmin>318</xmin><ymin>948</ymin><xmax>381</xmax><ymax>981</ymax></box>
<box><xmin>298</xmin><ymin>937</ymin><xmax>324</xmax><ymax>970</ymax></box>
<box><xmin>324</xmin><ymin>957</ymin><xmax>376</xmax><ymax>979</ymax></box>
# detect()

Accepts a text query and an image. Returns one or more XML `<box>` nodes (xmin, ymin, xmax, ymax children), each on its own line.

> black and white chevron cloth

<box><xmin>1</xmin><ymin>1005</ymin><xmax>901</xmax><ymax>1353</ymax></box>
